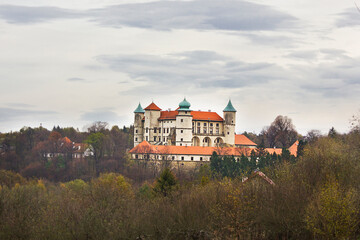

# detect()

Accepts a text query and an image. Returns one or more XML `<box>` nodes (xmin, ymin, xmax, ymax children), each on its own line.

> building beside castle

<box><xmin>133</xmin><ymin>98</ymin><xmax>237</xmax><ymax>147</ymax></box>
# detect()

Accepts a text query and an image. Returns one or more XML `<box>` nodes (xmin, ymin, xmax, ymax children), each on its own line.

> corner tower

<box><xmin>134</xmin><ymin>103</ymin><xmax>145</xmax><ymax>146</ymax></box>
<box><xmin>144</xmin><ymin>102</ymin><xmax>161</xmax><ymax>144</ymax></box>
<box><xmin>223</xmin><ymin>100</ymin><xmax>236</xmax><ymax>145</ymax></box>
<box><xmin>176</xmin><ymin>98</ymin><xmax>193</xmax><ymax>146</ymax></box>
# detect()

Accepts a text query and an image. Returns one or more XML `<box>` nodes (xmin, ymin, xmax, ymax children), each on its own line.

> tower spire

<box><xmin>223</xmin><ymin>100</ymin><xmax>236</xmax><ymax>112</ymax></box>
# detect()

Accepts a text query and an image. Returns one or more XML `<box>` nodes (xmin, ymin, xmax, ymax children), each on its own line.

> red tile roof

<box><xmin>158</xmin><ymin>110</ymin><xmax>224</xmax><ymax>121</ymax></box>
<box><xmin>130</xmin><ymin>140</ymin><xmax>299</xmax><ymax>158</ymax></box>
<box><xmin>61</xmin><ymin>137</ymin><xmax>72</xmax><ymax>144</ymax></box>
<box><xmin>191</xmin><ymin>111</ymin><xmax>224</xmax><ymax>121</ymax></box>
<box><xmin>264</xmin><ymin>148</ymin><xmax>283</xmax><ymax>155</ymax></box>
<box><xmin>288</xmin><ymin>140</ymin><xmax>299</xmax><ymax>157</ymax></box>
<box><xmin>73</xmin><ymin>143</ymin><xmax>89</xmax><ymax>153</ymax></box>
<box><xmin>235</xmin><ymin>134</ymin><xmax>257</xmax><ymax>146</ymax></box>
<box><xmin>242</xmin><ymin>171</ymin><xmax>275</xmax><ymax>185</ymax></box>
<box><xmin>144</xmin><ymin>102</ymin><xmax>161</xmax><ymax>111</ymax></box>
<box><xmin>129</xmin><ymin>141</ymin><xmax>252</xmax><ymax>156</ymax></box>
<box><xmin>159</xmin><ymin>110</ymin><xmax>178</xmax><ymax>120</ymax></box>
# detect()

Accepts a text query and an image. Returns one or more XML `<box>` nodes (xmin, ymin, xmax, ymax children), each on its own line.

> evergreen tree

<box><xmin>210</xmin><ymin>151</ymin><xmax>221</xmax><ymax>177</ymax></box>
<box><xmin>153</xmin><ymin>168</ymin><xmax>177</xmax><ymax>197</ymax></box>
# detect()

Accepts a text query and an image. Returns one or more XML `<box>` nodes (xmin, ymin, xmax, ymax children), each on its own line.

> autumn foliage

<box><xmin>0</xmin><ymin>132</ymin><xmax>360</xmax><ymax>239</ymax></box>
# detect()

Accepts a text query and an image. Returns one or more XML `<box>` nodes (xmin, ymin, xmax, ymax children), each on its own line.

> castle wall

<box><xmin>132</xmin><ymin>153</ymin><xmax>211</xmax><ymax>162</ymax></box>
<box><xmin>192</xmin><ymin>120</ymin><xmax>224</xmax><ymax>136</ymax></box>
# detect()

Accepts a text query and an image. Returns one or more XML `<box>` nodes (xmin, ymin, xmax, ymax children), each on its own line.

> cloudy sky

<box><xmin>0</xmin><ymin>0</ymin><xmax>360</xmax><ymax>134</ymax></box>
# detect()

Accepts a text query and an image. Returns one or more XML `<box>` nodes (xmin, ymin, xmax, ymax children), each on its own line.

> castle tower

<box><xmin>133</xmin><ymin>103</ymin><xmax>145</xmax><ymax>147</ymax></box>
<box><xmin>175</xmin><ymin>98</ymin><xmax>193</xmax><ymax>146</ymax></box>
<box><xmin>144</xmin><ymin>102</ymin><xmax>161</xmax><ymax>144</ymax></box>
<box><xmin>223</xmin><ymin>100</ymin><xmax>236</xmax><ymax>145</ymax></box>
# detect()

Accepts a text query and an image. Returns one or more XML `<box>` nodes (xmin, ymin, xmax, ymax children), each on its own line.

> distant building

<box><xmin>44</xmin><ymin>137</ymin><xmax>93</xmax><ymax>159</ymax></box>
<box><xmin>129</xmin><ymin>139</ymin><xmax>299</xmax><ymax>163</ymax></box>
<box><xmin>129</xmin><ymin>99</ymin><xmax>299</xmax><ymax>163</ymax></box>
<box><xmin>134</xmin><ymin>98</ymin><xmax>236</xmax><ymax>147</ymax></box>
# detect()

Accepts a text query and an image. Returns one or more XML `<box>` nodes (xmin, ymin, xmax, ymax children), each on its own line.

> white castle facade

<box><xmin>133</xmin><ymin>99</ymin><xmax>237</xmax><ymax>147</ymax></box>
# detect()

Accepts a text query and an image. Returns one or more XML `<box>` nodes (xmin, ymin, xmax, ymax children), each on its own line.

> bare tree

<box><xmin>350</xmin><ymin>110</ymin><xmax>360</xmax><ymax>133</ymax></box>
<box><xmin>86</xmin><ymin>121</ymin><xmax>109</xmax><ymax>133</ymax></box>
<box><xmin>265</xmin><ymin>115</ymin><xmax>298</xmax><ymax>148</ymax></box>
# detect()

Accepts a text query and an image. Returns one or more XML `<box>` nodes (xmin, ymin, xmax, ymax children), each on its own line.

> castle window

<box><xmin>204</xmin><ymin>123</ymin><xmax>207</xmax><ymax>126</ymax></box>
<box><xmin>154</xmin><ymin>128</ymin><xmax>157</xmax><ymax>133</ymax></box>
<box><xmin>154</xmin><ymin>136</ymin><xmax>156</xmax><ymax>141</ymax></box>
<box><xmin>181</xmin><ymin>119</ymin><xmax>183</xmax><ymax>122</ymax></box>
<box><xmin>159</xmin><ymin>137</ymin><xmax>161</xmax><ymax>141</ymax></box>
<box><xmin>227</xmin><ymin>132</ymin><xmax>230</xmax><ymax>135</ymax></box>
<box><xmin>146</xmin><ymin>136</ymin><xmax>148</xmax><ymax>141</ymax></box>
<box><xmin>191</xmin><ymin>157</ymin><xmax>194</xmax><ymax>161</ymax></box>
<box><xmin>167</xmin><ymin>128</ymin><xmax>169</xmax><ymax>133</ymax></box>
<box><xmin>163</xmin><ymin>128</ymin><xmax>166</xmax><ymax>133</ymax></box>
<box><xmin>172</xmin><ymin>156</ymin><xmax>175</xmax><ymax>160</ymax></box>
<box><xmin>146</xmin><ymin>128</ymin><xmax>148</xmax><ymax>133</ymax></box>
<box><xmin>192</xmin><ymin>127</ymin><xmax>194</xmax><ymax>133</ymax></box>
<box><xmin>216</xmin><ymin>123</ymin><xmax>219</xmax><ymax>127</ymax></box>
<box><xmin>163</xmin><ymin>137</ymin><xmax>165</xmax><ymax>141</ymax></box>
<box><xmin>181</xmin><ymin>138</ymin><xmax>183</xmax><ymax>141</ymax></box>
<box><xmin>210</xmin><ymin>123</ymin><xmax>213</xmax><ymax>126</ymax></box>
<box><xmin>135</xmin><ymin>137</ymin><xmax>138</xmax><ymax>141</ymax></box>
<box><xmin>135</xmin><ymin>129</ymin><xmax>138</xmax><ymax>133</ymax></box>
<box><xmin>216</xmin><ymin>128</ymin><xmax>219</xmax><ymax>134</ymax></box>
<box><xmin>185</xmin><ymin>111</ymin><xmax>187</xmax><ymax>114</ymax></box>
<box><xmin>200</xmin><ymin>157</ymin><xmax>203</xmax><ymax>161</ymax></box>
<box><xmin>181</xmin><ymin>130</ymin><xmax>183</xmax><ymax>133</ymax></box>
<box><xmin>197</xmin><ymin>122</ymin><xmax>200</xmax><ymax>126</ymax></box>
<box><xmin>180</xmin><ymin>143</ymin><xmax>182</xmax><ymax>146</ymax></box>
<box><xmin>210</xmin><ymin>128</ymin><xmax>213</xmax><ymax>134</ymax></box>
<box><xmin>181</xmin><ymin>156</ymin><xmax>184</xmax><ymax>160</ymax></box>
<box><xmin>197</xmin><ymin>128</ymin><xmax>200</xmax><ymax>134</ymax></box>
<box><xmin>204</xmin><ymin>128</ymin><xmax>207</xmax><ymax>134</ymax></box>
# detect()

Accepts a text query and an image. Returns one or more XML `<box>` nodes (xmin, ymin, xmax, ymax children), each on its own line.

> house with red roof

<box><xmin>133</xmin><ymin>98</ymin><xmax>237</xmax><ymax>148</ymax></box>
<box><xmin>44</xmin><ymin>137</ymin><xmax>93</xmax><ymax>159</ymax></box>
<box><xmin>235</xmin><ymin>134</ymin><xmax>257</xmax><ymax>148</ymax></box>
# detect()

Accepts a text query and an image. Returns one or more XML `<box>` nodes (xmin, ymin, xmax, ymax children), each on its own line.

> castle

<box><xmin>129</xmin><ymin>99</ymin><xmax>298</xmax><ymax>163</ymax></box>
<box><xmin>133</xmin><ymin>99</ymin><xmax>237</xmax><ymax>147</ymax></box>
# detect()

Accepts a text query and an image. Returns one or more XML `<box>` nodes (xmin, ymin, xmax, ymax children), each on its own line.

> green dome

<box><xmin>134</xmin><ymin>103</ymin><xmax>145</xmax><ymax>113</ymax></box>
<box><xmin>223</xmin><ymin>100</ymin><xmax>236</xmax><ymax>112</ymax></box>
<box><xmin>178</xmin><ymin>98</ymin><xmax>191</xmax><ymax>111</ymax></box>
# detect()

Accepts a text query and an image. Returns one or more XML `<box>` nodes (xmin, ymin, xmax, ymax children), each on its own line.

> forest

<box><xmin>1</xmin><ymin>115</ymin><xmax>360</xmax><ymax>239</ymax></box>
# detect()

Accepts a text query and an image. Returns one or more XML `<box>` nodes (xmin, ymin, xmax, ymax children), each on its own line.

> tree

<box><xmin>305</xmin><ymin>129</ymin><xmax>322</xmax><ymax>143</ymax></box>
<box><xmin>153</xmin><ymin>168</ymin><xmax>177</xmax><ymax>196</ymax></box>
<box><xmin>328</xmin><ymin>127</ymin><xmax>338</xmax><ymax>138</ymax></box>
<box><xmin>265</xmin><ymin>115</ymin><xmax>298</xmax><ymax>148</ymax></box>
<box><xmin>350</xmin><ymin>110</ymin><xmax>360</xmax><ymax>133</ymax></box>
<box><xmin>210</xmin><ymin>152</ymin><xmax>221</xmax><ymax>177</ymax></box>
<box><xmin>85</xmin><ymin>132</ymin><xmax>105</xmax><ymax>175</ymax></box>
<box><xmin>87</xmin><ymin>121</ymin><xmax>108</xmax><ymax>133</ymax></box>
<box><xmin>305</xmin><ymin>180</ymin><xmax>358</xmax><ymax>239</ymax></box>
